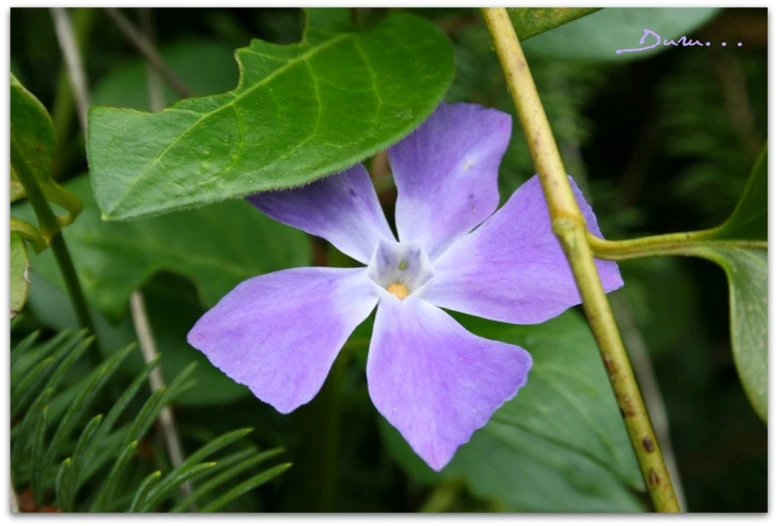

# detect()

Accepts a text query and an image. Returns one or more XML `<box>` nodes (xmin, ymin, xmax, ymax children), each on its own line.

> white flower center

<box><xmin>367</xmin><ymin>239</ymin><xmax>435</xmax><ymax>300</ymax></box>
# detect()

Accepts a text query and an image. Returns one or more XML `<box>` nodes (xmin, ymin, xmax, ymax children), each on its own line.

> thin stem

<box><xmin>481</xmin><ymin>7</ymin><xmax>680</xmax><ymax>513</ymax></box>
<box><xmin>588</xmin><ymin>230</ymin><xmax>767</xmax><ymax>261</ymax></box>
<box><xmin>130</xmin><ymin>292</ymin><xmax>192</xmax><ymax>502</ymax></box>
<box><xmin>103</xmin><ymin>8</ymin><xmax>193</xmax><ymax>99</ymax></box>
<box><xmin>51</xmin><ymin>8</ymin><xmax>91</xmax><ymax>133</ymax></box>
<box><xmin>132</xmin><ymin>7</ymin><xmax>193</xmax><ymax>505</ymax></box>
<box><xmin>10</xmin><ymin>137</ymin><xmax>97</xmax><ymax>358</ymax></box>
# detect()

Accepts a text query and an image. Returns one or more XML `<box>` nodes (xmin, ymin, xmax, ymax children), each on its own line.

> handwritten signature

<box><xmin>617</xmin><ymin>29</ymin><xmax>742</xmax><ymax>54</ymax></box>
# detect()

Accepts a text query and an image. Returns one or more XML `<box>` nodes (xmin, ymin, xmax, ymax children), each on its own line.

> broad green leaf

<box><xmin>10</xmin><ymin>233</ymin><xmax>30</xmax><ymax>318</ymax></box>
<box><xmin>92</xmin><ymin>38</ymin><xmax>239</xmax><ymax>111</ymax></box>
<box><xmin>509</xmin><ymin>8</ymin><xmax>600</xmax><ymax>41</ymax></box>
<box><xmin>13</xmin><ymin>174</ymin><xmax>311</xmax><ymax>319</ymax></box>
<box><xmin>381</xmin><ymin>311</ymin><xmax>644</xmax><ymax>512</ymax></box>
<box><xmin>522</xmin><ymin>8</ymin><xmax>719</xmax><ymax>62</ymax></box>
<box><xmin>690</xmin><ymin>149</ymin><xmax>768</xmax><ymax>421</ymax></box>
<box><xmin>10</xmin><ymin>74</ymin><xmax>81</xmax><ymax>227</ymax></box>
<box><xmin>701</xmin><ymin>248</ymin><xmax>767</xmax><ymax>422</ymax></box>
<box><xmin>87</xmin><ymin>8</ymin><xmax>454</xmax><ymax>220</ymax></box>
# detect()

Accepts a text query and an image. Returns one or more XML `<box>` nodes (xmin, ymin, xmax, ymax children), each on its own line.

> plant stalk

<box><xmin>481</xmin><ymin>7</ymin><xmax>681</xmax><ymax>512</ymax></box>
<box><xmin>588</xmin><ymin>230</ymin><xmax>766</xmax><ymax>261</ymax></box>
<box><xmin>10</xmin><ymin>137</ymin><xmax>96</xmax><ymax>338</ymax></box>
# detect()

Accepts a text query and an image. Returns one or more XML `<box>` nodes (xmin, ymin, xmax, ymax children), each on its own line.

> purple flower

<box><xmin>187</xmin><ymin>102</ymin><xmax>623</xmax><ymax>471</ymax></box>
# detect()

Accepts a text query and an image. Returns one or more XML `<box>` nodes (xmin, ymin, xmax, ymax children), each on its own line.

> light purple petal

<box><xmin>188</xmin><ymin>267</ymin><xmax>379</xmax><ymax>413</ymax></box>
<box><xmin>422</xmin><ymin>175</ymin><xmax>623</xmax><ymax>325</ymax></box>
<box><xmin>248</xmin><ymin>165</ymin><xmax>395</xmax><ymax>264</ymax></box>
<box><xmin>388</xmin><ymin>102</ymin><xmax>512</xmax><ymax>260</ymax></box>
<box><xmin>367</xmin><ymin>296</ymin><xmax>532</xmax><ymax>471</ymax></box>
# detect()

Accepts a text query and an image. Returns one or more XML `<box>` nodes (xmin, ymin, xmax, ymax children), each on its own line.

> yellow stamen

<box><xmin>386</xmin><ymin>282</ymin><xmax>409</xmax><ymax>300</ymax></box>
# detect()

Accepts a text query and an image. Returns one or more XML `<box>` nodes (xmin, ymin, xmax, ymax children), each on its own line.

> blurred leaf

<box><xmin>10</xmin><ymin>232</ymin><xmax>30</xmax><ymax>318</ymax></box>
<box><xmin>92</xmin><ymin>38</ymin><xmax>239</xmax><ymax>111</ymax></box>
<box><xmin>381</xmin><ymin>311</ymin><xmax>644</xmax><ymax>512</ymax></box>
<box><xmin>706</xmin><ymin>148</ymin><xmax>767</xmax><ymax>242</ymax></box>
<box><xmin>201</xmin><ymin>463</ymin><xmax>292</xmax><ymax>512</ymax></box>
<box><xmin>11</xmin><ymin>167</ymin><xmax>26</xmax><ymax>202</ymax></box>
<box><xmin>522</xmin><ymin>8</ymin><xmax>719</xmax><ymax>62</ymax></box>
<box><xmin>509</xmin><ymin>8</ymin><xmax>600</xmax><ymax>40</ymax></box>
<box><xmin>10</xmin><ymin>73</ymin><xmax>81</xmax><ymax>228</ymax></box>
<box><xmin>13</xmin><ymin>174</ymin><xmax>311</xmax><ymax>319</ymax></box>
<box><xmin>87</xmin><ymin>8</ymin><xmax>454</xmax><ymax>220</ymax></box>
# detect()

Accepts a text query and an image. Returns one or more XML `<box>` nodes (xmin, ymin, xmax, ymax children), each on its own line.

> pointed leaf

<box><xmin>129</xmin><ymin>471</ymin><xmax>162</xmax><ymax>513</ymax></box>
<box><xmin>508</xmin><ymin>8</ymin><xmax>600</xmax><ymax>40</ymax></box>
<box><xmin>200</xmin><ymin>463</ymin><xmax>292</xmax><ymax>512</ymax></box>
<box><xmin>87</xmin><ymin>8</ymin><xmax>454</xmax><ymax>220</ymax></box>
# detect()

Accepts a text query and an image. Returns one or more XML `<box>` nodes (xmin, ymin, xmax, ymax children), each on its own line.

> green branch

<box><xmin>481</xmin><ymin>7</ymin><xmax>681</xmax><ymax>513</ymax></box>
<box><xmin>589</xmin><ymin>230</ymin><xmax>767</xmax><ymax>261</ymax></box>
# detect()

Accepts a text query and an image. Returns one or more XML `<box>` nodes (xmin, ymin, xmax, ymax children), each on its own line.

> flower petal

<box><xmin>388</xmin><ymin>102</ymin><xmax>512</xmax><ymax>259</ymax></box>
<box><xmin>188</xmin><ymin>267</ymin><xmax>379</xmax><ymax>413</ymax></box>
<box><xmin>422</xmin><ymin>175</ymin><xmax>623</xmax><ymax>325</ymax></box>
<box><xmin>248</xmin><ymin>165</ymin><xmax>395</xmax><ymax>264</ymax></box>
<box><xmin>367</xmin><ymin>296</ymin><xmax>532</xmax><ymax>471</ymax></box>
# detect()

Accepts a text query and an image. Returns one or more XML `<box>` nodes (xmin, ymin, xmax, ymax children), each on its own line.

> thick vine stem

<box><xmin>481</xmin><ymin>8</ymin><xmax>681</xmax><ymax>512</ymax></box>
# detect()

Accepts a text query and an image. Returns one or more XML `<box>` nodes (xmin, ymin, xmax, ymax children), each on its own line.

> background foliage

<box><xmin>10</xmin><ymin>7</ymin><xmax>766</xmax><ymax>512</ymax></box>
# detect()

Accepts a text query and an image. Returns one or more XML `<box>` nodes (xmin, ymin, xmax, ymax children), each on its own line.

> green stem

<box><xmin>10</xmin><ymin>136</ymin><xmax>97</xmax><ymax>358</ymax></box>
<box><xmin>588</xmin><ymin>230</ymin><xmax>767</xmax><ymax>261</ymax></box>
<box><xmin>285</xmin><ymin>351</ymin><xmax>347</xmax><ymax>512</ymax></box>
<box><xmin>482</xmin><ymin>8</ymin><xmax>680</xmax><ymax>513</ymax></box>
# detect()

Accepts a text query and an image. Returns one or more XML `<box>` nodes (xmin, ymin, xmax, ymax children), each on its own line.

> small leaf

<box><xmin>521</xmin><ymin>8</ymin><xmax>720</xmax><ymax>62</ymax></box>
<box><xmin>381</xmin><ymin>311</ymin><xmax>644</xmax><ymax>512</ymax></box>
<box><xmin>10</xmin><ymin>233</ymin><xmax>30</xmax><ymax>319</ymax></box>
<box><xmin>11</xmin><ymin>166</ymin><xmax>26</xmax><ymax>203</ymax></box>
<box><xmin>87</xmin><ymin>8</ymin><xmax>454</xmax><ymax>220</ymax></box>
<box><xmin>55</xmin><ymin>458</ymin><xmax>75</xmax><ymax>512</ymax></box>
<box><xmin>31</xmin><ymin>406</ymin><xmax>50</xmax><ymax>507</ymax></box>
<box><xmin>129</xmin><ymin>471</ymin><xmax>162</xmax><ymax>513</ymax></box>
<box><xmin>201</xmin><ymin>463</ymin><xmax>292</xmax><ymax>513</ymax></box>
<box><xmin>508</xmin><ymin>8</ymin><xmax>600</xmax><ymax>40</ymax></box>
<box><xmin>90</xmin><ymin>441</ymin><xmax>139</xmax><ymax>512</ymax></box>
<box><xmin>138</xmin><ymin>463</ymin><xmax>217</xmax><ymax>512</ymax></box>
<box><xmin>171</xmin><ymin>447</ymin><xmax>284</xmax><ymax>512</ymax></box>
<box><xmin>10</xmin><ymin>74</ymin><xmax>81</xmax><ymax>230</ymax></box>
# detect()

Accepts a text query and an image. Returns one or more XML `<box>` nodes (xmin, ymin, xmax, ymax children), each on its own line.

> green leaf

<box><xmin>201</xmin><ymin>463</ymin><xmax>292</xmax><ymax>512</ymax></box>
<box><xmin>30</xmin><ymin>405</ymin><xmax>50</xmax><ymax>507</ymax></box>
<box><xmin>10</xmin><ymin>74</ymin><xmax>81</xmax><ymax>228</ymax></box>
<box><xmin>13</xmin><ymin>174</ymin><xmax>311</xmax><ymax>319</ymax></box>
<box><xmin>10</xmin><ymin>233</ymin><xmax>30</xmax><ymax>319</ymax></box>
<box><xmin>707</xmin><ymin>148</ymin><xmax>767</xmax><ymax>242</ymax></box>
<box><xmin>693</xmin><ymin>149</ymin><xmax>767</xmax><ymax>422</ymax></box>
<box><xmin>138</xmin><ymin>462</ymin><xmax>217</xmax><ymax>512</ymax></box>
<box><xmin>171</xmin><ymin>447</ymin><xmax>284</xmax><ymax>512</ymax></box>
<box><xmin>381</xmin><ymin>311</ymin><xmax>644</xmax><ymax>512</ymax></box>
<box><xmin>509</xmin><ymin>8</ymin><xmax>600</xmax><ymax>40</ymax></box>
<box><xmin>55</xmin><ymin>458</ymin><xmax>76</xmax><ymax>512</ymax></box>
<box><xmin>92</xmin><ymin>38</ymin><xmax>239</xmax><ymax>111</ymax></box>
<box><xmin>11</xmin><ymin>166</ymin><xmax>26</xmax><ymax>203</ymax></box>
<box><xmin>87</xmin><ymin>8</ymin><xmax>454</xmax><ymax>220</ymax></box>
<box><xmin>90</xmin><ymin>441</ymin><xmax>139</xmax><ymax>512</ymax></box>
<box><xmin>129</xmin><ymin>471</ymin><xmax>162</xmax><ymax>513</ymax></box>
<box><xmin>522</xmin><ymin>8</ymin><xmax>719</xmax><ymax>62</ymax></box>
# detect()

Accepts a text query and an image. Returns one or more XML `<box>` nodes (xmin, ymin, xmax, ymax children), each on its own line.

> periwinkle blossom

<box><xmin>188</xmin><ymin>102</ymin><xmax>623</xmax><ymax>471</ymax></box>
